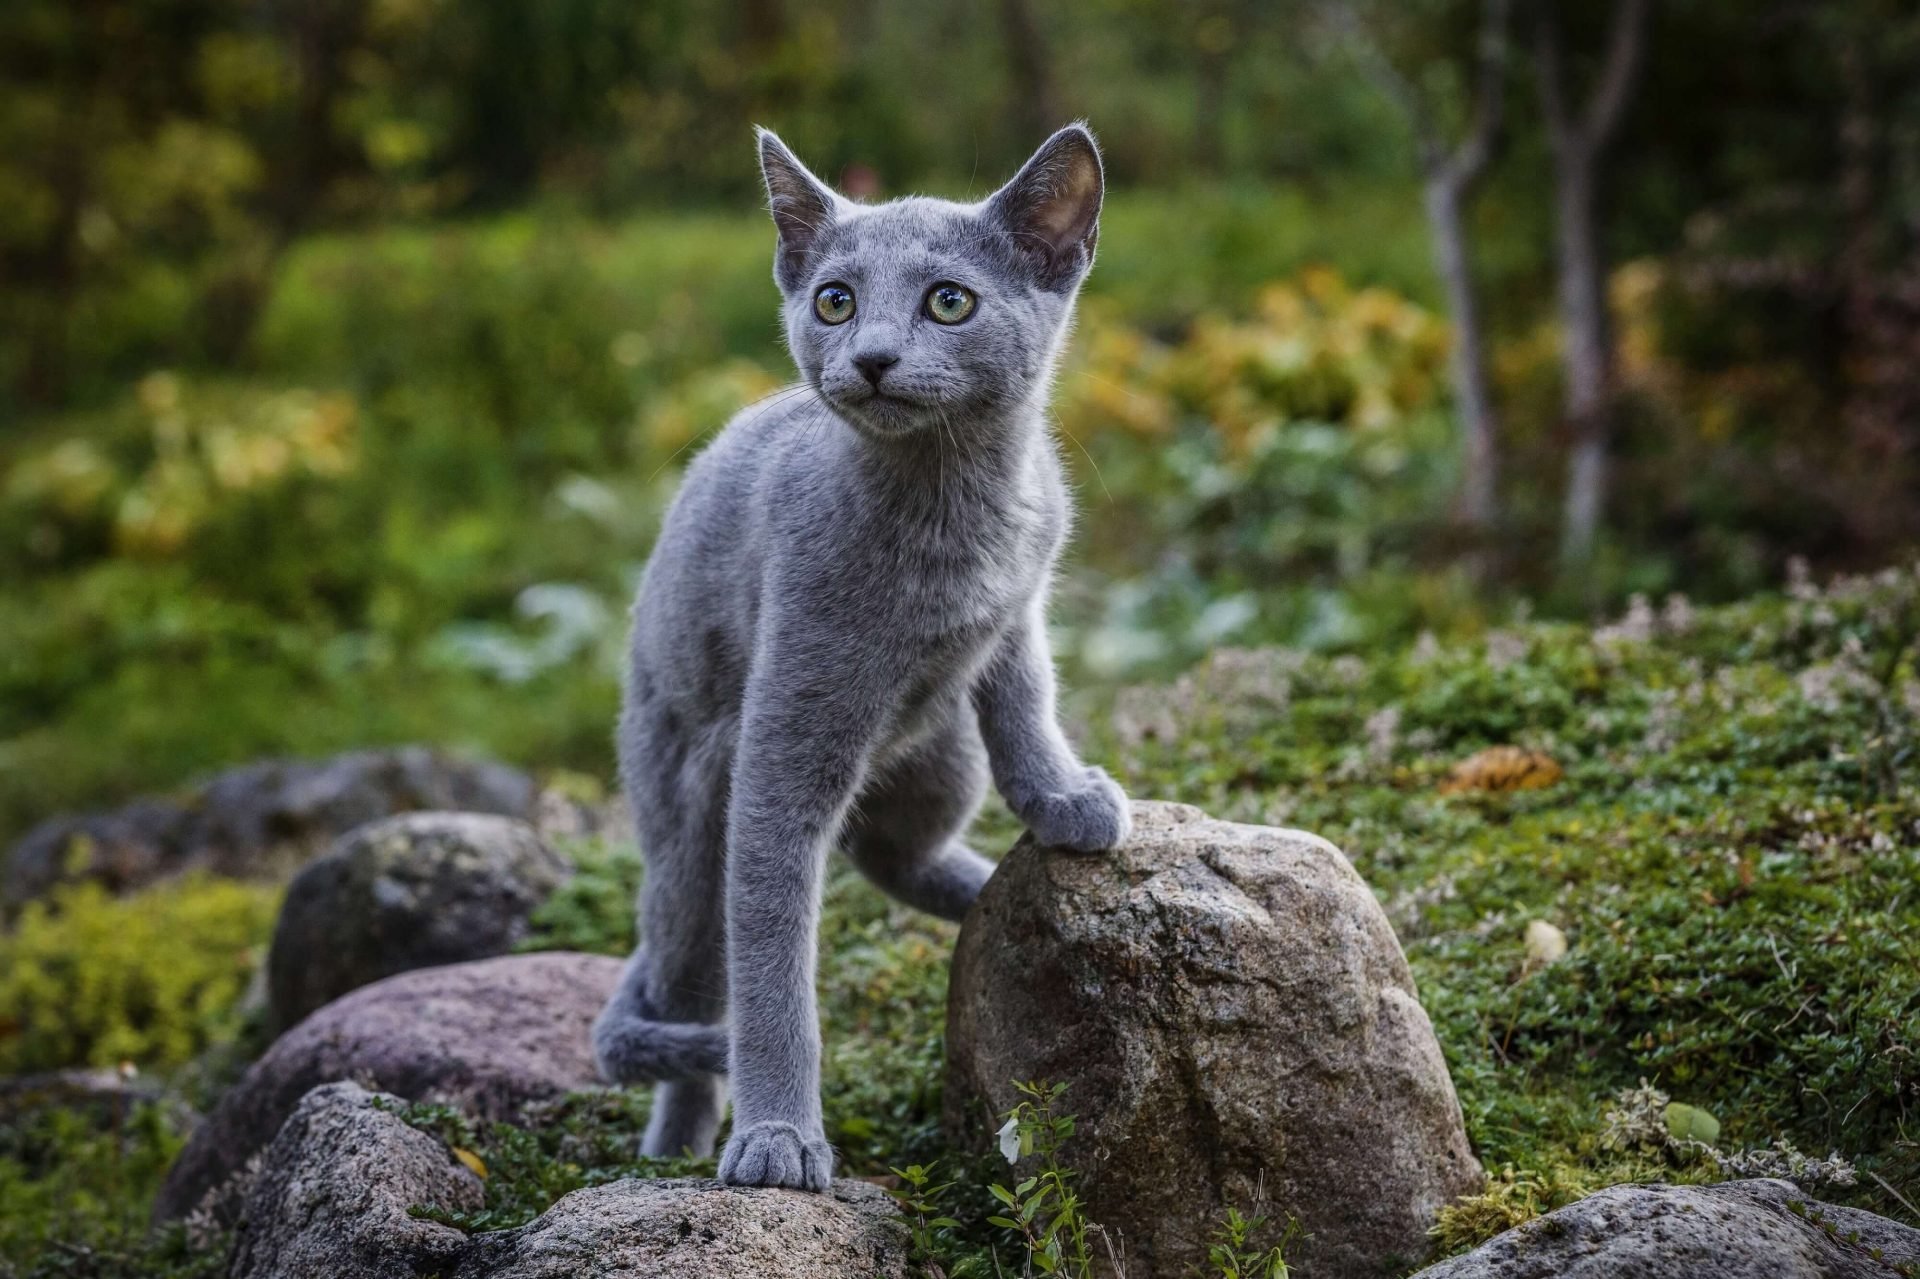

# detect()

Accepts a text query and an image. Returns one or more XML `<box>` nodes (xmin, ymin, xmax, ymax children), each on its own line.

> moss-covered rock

<box><xmin>265</xmin><ymin>811</ymin><xmax>572</xmax><ymax>1029</ymax></box>
<box><xmin>228</xmin><ymin>1082</ymin><xmax>482</xmax><ymax>1279</ymax></box>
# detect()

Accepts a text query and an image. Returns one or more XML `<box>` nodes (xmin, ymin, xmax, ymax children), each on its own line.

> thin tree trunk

<box><xmin>1195</xmin><ymin>44</ymin><xmax>1229</xmax><ymax>173</ymax></box>
<box><xmin>740</xmin><ymin>0</ymin><xmax>788</xmax><ymax>52</ymax></box>
<box><xmin>1426</xmin><ymin>178</ymin><xmax>1500</xmax><ymax>528</ymax></box>
<box><xmin>1534</xmin><ymin>0</ymin><xmax>1651</xmax><ymax>573</ymax></box>
<box><xmin>1553</xmin><ymin>158</ymin><xmax>1611</xmax><ymax>567</ymax></box>
<box><xmin>1192</xmin><ymin>1</ymin><xmax>1248</xmax><ymax>174</ymax></box>
<box><xmin>1334</xmin><ymin>0</ymin><xmax>1512</xmax><ymax>537</ymax></box>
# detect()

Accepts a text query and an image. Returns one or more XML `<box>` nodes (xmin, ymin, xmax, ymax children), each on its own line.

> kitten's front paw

<box><xmin>1021</xmin><ymin>766</ymin><xmax>1132</xmax><ymax>852</ymax></box>
<box><xmin>718</xmin><ymin>1121</ymin><xmax>834</xmax><ymax>1192</ymax></box>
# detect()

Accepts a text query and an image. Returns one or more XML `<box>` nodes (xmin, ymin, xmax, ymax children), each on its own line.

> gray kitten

<box><xmin>591</xmin><ymin>124</ymin><xmax>1131</xmax><ymax>1192</ymax></box>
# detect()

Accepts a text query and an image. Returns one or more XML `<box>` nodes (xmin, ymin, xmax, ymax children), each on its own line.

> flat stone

<box><xmin>450</xmin><ymin>1177</ymin><xmax>912</xmax><ymax>1279</ymax></box>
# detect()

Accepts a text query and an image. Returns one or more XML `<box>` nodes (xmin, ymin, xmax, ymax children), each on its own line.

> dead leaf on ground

<box><xmin>1439</xmin><ymin>746</ymin><xmax>1563</xmax><ymax>795</ymax></box>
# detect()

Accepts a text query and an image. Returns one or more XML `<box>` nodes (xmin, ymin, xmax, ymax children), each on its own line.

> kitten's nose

<box><xmin>853</xmin><ymin>351</ymin><xmax>899</xmax><ymax>388</ymax></box>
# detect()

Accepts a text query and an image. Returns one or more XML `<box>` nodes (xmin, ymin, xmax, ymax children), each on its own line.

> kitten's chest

<box><xmin>883</xmin><ymin>489</ymin><xmax>1059</xmax><ymax>635</ymax></box>
<box><xmin>789</xmin><ymin>435</ymin><xmax>1066</xmax><ymax>673</ymax></box>
<box><xmin>871</xmin><ymin>502</ymin><xmax>1053</xmax><ymax>734</ymax></box>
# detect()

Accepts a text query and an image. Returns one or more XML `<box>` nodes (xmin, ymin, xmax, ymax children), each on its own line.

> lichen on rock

<box><xmin>227</xmin><ymin>1081</ymin><xmax>482</xmax><ymax>1279</ymax></box>
<box><xmin>265</xmin><ymin>810</ymin><xmax>573</xmax><ymax>1028</ymax></box>
<box><xmin>1412</xmin><ymin>1178</ymin><xmax>1920</xmax><ymax>1278</ymax></box>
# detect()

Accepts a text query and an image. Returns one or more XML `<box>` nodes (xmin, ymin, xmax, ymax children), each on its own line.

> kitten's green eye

<box><xmin>926</xmin><ymin>283</ymin><xmax>976</xmax><ymax>325</ymax></box>
<box><xmin>814</xmin><ymin>284</ymin><xmax>855</xmax><ymax>325</ymax></box>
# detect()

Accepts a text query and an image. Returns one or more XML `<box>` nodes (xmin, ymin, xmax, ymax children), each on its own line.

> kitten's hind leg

<box><xmin>844</xmin><ymin>709</ymin><xmax>996</xmax><ymax>922</ymax></box>
<box><xmin>594</xmin><ymin>717</ymin><xmax>731</xmax><ymax>1158</ymax></box>
<box><xmin>594</xmin><ymin>941</ymin><xmax>729</xmax><ymax>1157</ymax></box>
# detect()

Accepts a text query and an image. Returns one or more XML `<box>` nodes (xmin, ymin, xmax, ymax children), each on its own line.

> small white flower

<box><xmin>998</xmin><ymin>1115</ymin><xmax>1022</xmax><ymax>1165</ymax></box>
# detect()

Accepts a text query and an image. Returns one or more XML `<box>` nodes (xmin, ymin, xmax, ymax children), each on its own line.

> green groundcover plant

<box><xmin>3</xmin><ymin>566</ymin><xmax>1917</xmax><ymax>1276</ymax></box>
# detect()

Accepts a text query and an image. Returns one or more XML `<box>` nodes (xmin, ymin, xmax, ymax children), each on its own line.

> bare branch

<box><xmin>1440</xmin><ymin>0</ymin><xmax>1514</xmax><ymax>189</ymax></box>
<box><xmin>1324</xmin><ymin>1</ymin><xmax>1443</xmax><ymax>170</ymax></box>
<box><xmin>1584</xmin><ymin>0</ymin><xmax>1651</xmax><ymax>146</ymax></box>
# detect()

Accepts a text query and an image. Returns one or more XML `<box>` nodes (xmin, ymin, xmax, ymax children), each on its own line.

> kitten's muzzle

<box><xmin>853</xmin><ymin>350</ymin><xmax>900</xmax><ymax>387</ymax></box>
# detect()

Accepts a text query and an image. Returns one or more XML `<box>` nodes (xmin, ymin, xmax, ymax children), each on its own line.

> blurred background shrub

<box><xmin>0</xmin><ymin>876</ymin><xmax>279</xmax><ymax>1075</ymax></box>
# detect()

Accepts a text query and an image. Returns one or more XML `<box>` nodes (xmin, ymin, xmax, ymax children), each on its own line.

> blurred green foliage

<box><xmin>6</xmin><ymin>0</ymin><xmax>1917</xmax><ymax>845</ymax></box>
<box><xmin>0</xmin><ymin>189</ymin><xmax>1437</xmax><ymax>847</ymax></box>
<box><xmin>0</xmin><ymin>875</ymin><xmax>279</xmax><ymax>1075</ymax></box>
<box><xmin>0</xmin><ymin>1102</ymin><xmax>217</xmax><ymax>1279</ymax></box>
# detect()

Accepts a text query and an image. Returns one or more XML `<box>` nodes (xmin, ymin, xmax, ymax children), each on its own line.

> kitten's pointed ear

<box><xmin>757</xmin><ymin>128</ymin><xmax>842</xmax><ymax>292</ymax></box>
<box><xmin>986</xmin><ymin>124</ymin><xmax>1104</xmax><ymax>289</ymax></box>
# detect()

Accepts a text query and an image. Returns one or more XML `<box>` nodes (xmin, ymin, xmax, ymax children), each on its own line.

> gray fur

<box><xmin>591</xmin><ymin>124</ymin><xmax>1130</xmax><ymax>1192</ymax></box>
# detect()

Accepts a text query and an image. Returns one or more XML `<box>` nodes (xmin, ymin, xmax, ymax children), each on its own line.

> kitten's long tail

<box><xmin>591</xmin><ymin>955</ymin><xmax>730</xmax><ymax>1083</ymax></box>
<box><xmin>593</xmin><ymin>1009</ymin><xmax>729</xmax><ymax>1083</ymax></box>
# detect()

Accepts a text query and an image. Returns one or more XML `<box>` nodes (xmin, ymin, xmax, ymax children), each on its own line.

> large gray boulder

<box><xmin>157</xmin><ymin>950</ymin><xmax>620</xmax><ymax>1222</ymax></box>
<box><xmin>946</xmin><ymin>801</ymin><xmax>1481</xmax><ymax>1279</ymax></box>
<box><xmin>450</xmin><ymin>1178</ymin><xmax>913</xmax><ymax>1279</ymax></box>
<box><xmin>1413</xmin><ymin>1178</ymin><xmax>1920</xmax><ymax>1278</ymax></box>
<box><xmin>228</xmin><ymin>1081</ymin><xmax>483</xmax><ymax>1279</ymax></box>
<box><xmin>266</xmin><ymin>812</ymin><xmax>573</xmax><ymax>1029</ymax></box>
<box><xmin>3</xmin><ymin>746</ymin><xmax>595</xmax><ymax>907</ymax></box>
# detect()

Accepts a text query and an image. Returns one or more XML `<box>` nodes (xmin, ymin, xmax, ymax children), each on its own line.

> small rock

<box><xmin>228</xmin><ymin>1081</ymin><xmax>482</xmax><ymax>1279</ymax></box>
<box><xmin>157</xmin><ymin>951</ymin><xmax>619</xmax><ymax>1222</ymax></box>
<box><xmin>946</xmin><ymin>801</ymin><xmax>1482</xmax><ymax>1279</ymax></box>
<box><xmin>4</xmin><ymin>746</ymin><xmax>600</xmax><ymax>908</ymax></box>
<box><xmin>1412</xmin><ymin>1178</ymin><xmax>1920</xmax><ymax>1278</ymax></box>
<box><xmin>450</xmin><ymin>1178</ymin><xmax>912</xmax><ymax>1279</ymax></box>
<box><xmin>266</xmin><ymin>812</ymin><xmax>573</xmax><ymax>1029</ymax></box>
<box><xmin>1523</xmin><ymin>919</ymin><xmax>1568</xmax><ymax>967</ymax></box>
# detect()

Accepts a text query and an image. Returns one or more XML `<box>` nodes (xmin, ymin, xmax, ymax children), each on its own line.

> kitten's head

<box><xmin>757</xmin><ymin>124</ymin><xmax>1103</xmax><ymax>440</ymax></box>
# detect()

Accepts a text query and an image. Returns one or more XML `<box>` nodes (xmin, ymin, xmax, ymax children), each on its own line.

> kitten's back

<box><xmin>626</xmin><ymin>386</ymin><xmax>831</xmax><ymax>715</ymax></box>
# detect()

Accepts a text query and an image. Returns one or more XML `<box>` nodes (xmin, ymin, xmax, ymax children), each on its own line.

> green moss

<box><xmin>384</xmin><ymin>1091</ymin><xmax>711</xmax><ymax>1232</ymax></box>
<box><xmin>1090</xmin><ymin>566</ymin><xmax>1920</xmax><ymax>1230</ymax></box>
<box><xmin>517</xmin><ymin>834</ymin><xmax>644</xmax><ymax>957</ymax></box>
